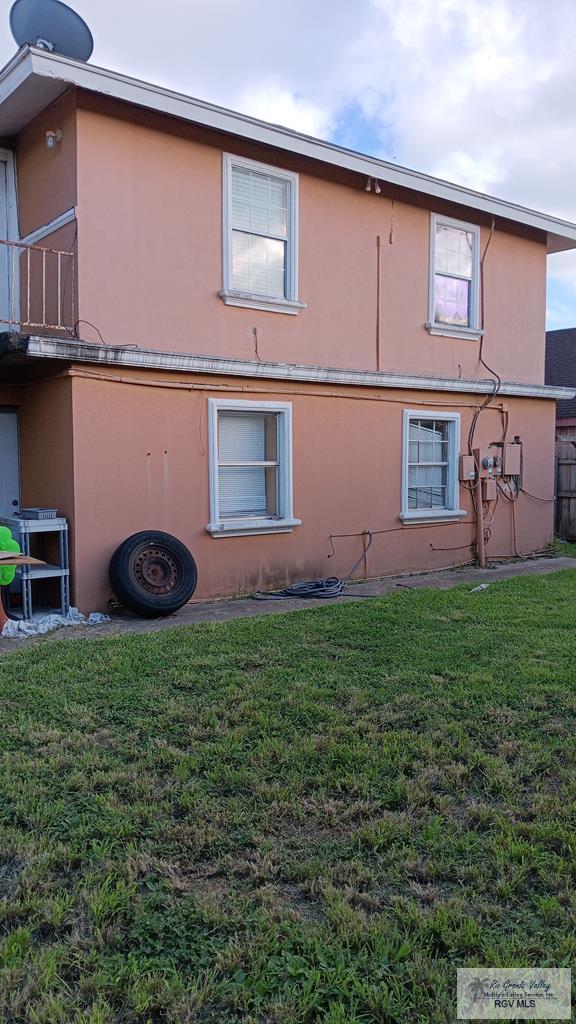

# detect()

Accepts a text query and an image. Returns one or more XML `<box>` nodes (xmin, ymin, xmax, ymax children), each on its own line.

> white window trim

<box><xmin>207</xmin><ymin>398</ymin><xmax>301</xmax><ymax>537</ymax></box>
<box><xmin>400</xmin><ymin>409</ymin><xmax>466</xmax><ymax>523</ymax></box>
<box><xmin>0</xmin><ymin>148</ymin><xmax>19</xmax><ymax>241</ymax></box>
<box><xmin>220</xmin><ymin>153</ymin><xmax>305</xmax><ymax>315</ymax></box>
<box><xmin>0</xmin><ymin>148</ymin><xmax>20</xmax><ymax>331</ymax></box>
<box><xmin>426</xmin><ymin>213</ymin><xmax>483</xmax><ymax>341</ymax></box>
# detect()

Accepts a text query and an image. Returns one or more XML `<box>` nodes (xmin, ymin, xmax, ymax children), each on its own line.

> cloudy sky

<box><xmin>2</xmin><ymin>0</ymin><xmax>575</xmax><ymax>328</ymax></box>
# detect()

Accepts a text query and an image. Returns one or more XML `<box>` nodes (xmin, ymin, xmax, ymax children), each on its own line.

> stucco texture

<box><xmin>73</xmin><ymin>101</ymin><xmax>547</xmax><ymax>386</ymax></box>
<box><xmin>62</xmin><ymin>370</ymin><xmax>555</xmax><ymax>613</ymax></box>
<box><xmin>4</xmin><ymin>92</ymin><xmax>555</xmax><ymax>614</ymax></box>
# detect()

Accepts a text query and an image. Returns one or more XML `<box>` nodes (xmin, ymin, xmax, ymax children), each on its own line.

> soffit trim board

<box><xmin>24</xmin><ymin>335</ymin><xmax>576</xmax><ymax>400</ymax></box>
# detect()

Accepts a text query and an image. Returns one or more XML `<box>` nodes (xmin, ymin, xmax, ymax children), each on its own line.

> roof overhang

<box><xmin>1</xmin><ymin>47</ymin><xmax>576</xmax><ymax>254</ymax></box>
<box><xmin>11</xmin><ymin>334</ymin><xmax>576</xmax><ymax>401</ymax></box>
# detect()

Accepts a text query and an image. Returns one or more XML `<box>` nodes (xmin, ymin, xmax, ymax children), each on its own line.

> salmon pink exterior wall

<box><xmin>18</xmin><ymin>377</ymin><xmax>74</xmax><ymax>521</ymax></box>
<box><xmin>16</xmin><ymin>92</ymin><xmax>77</xmax><ymax>237</ymax></box>
<box><xmin>4</xmin><ymin>90</ymin><xmax>558</xmax><ymax>614</ymax></box>
<box><xmin>0</xmin><ymin>377</ymin><xmax>76</xmax><ymax>607</ymax></box>
<box><xmin>0</xmin><ymin>379</ymin><xmax>74</xmax><ymax>517</ymax></box>
<box><xmin>67</xmin><ymin>368</ymin><xmax>555</xmax><ymax>613</ymax></box>
<box><xmin>73</xmin><ymin>99</ymin><xmax>547</xmax><ymax>386</ymax></box>
<box><xmin>12</xmin><ymin>94</ymin><xmax>78</xmax><ymax>335</ymax></box>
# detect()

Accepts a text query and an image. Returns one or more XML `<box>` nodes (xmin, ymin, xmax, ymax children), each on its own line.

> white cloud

<box><xmin>430</xmin><ymin>152</ymin><xmax>504</xmax><ymax>195</ymax></box>
<box><xmin>0</xmin><ymin>0</ymin><xmax>575</xmax><ymax>320</ymax></box>
<box><xmin>236</xmin><ymin>84</ymin><xmax>333</xmax><ymax>139</ymax></box>
<box><xmin>339</xmin><ymin>0</ymin><xmax>576</xmax><ymax>316</ymax></box>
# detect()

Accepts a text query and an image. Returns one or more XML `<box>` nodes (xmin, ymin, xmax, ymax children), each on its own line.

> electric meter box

<box><xmin>503</xmin><ymin>443</ymin><xmax>522</xmax><ymax>477</ymax></box>
<box><xmin>459</xmin><ymin>455</ymin><xmax>476</xmax><ymax>481</ymax></box>
<box><xmin>477</xmin><ymin>447</ymin><xmax>503</xmax><ymax>478</ymax></box>
<box><xmin>482</xmin><ymin>478</ymin><xmax>497</xmax><ymax>502</ymax></box>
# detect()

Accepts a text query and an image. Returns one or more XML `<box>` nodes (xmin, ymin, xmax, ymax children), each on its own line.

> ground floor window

<box><xmin>207</xmin><ymin>399</ymin><xmax>300</xmax><ymax>537</ymax></box>
<box><xmin>401</xmin><ymin>410</ymin><xmax>464</xmax><ymax>522</ymax></box>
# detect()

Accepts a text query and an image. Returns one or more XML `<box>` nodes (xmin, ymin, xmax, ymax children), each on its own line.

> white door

<box><xmin>0</xmin><ymin>412</ymin><xmax>20</xmax><ymax>517</ymax></box>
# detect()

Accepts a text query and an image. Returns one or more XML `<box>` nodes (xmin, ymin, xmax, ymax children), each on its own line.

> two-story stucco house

<box><xmin>0</xmin><ymin>45</ymin><xmax>575</xmax><ymax>615</ymax></box>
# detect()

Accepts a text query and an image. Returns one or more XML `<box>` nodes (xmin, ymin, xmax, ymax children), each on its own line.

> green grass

<box><xmin>1</xmin><ymin>572</ymin><xmax>576</xmax><ymax>1024</ymax></box>
<box><xmin>557</xmin><ymin>539</ymin><xmax>576</xmax><ymax>558</ymax></box>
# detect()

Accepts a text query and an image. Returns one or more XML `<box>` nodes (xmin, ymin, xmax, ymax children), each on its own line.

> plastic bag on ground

<box><xmin>2</xmin><ymin>608</ymin><xmax>110</xmax><ymax>639</ymax></box>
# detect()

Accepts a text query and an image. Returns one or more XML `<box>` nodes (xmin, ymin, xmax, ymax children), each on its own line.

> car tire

<box><xmin>109</xmin><ymin>531</ymin><xmax>198</xmax><ymax>619</ymax></box>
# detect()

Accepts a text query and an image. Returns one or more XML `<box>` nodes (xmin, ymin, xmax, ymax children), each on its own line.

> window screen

<box><xmin>407</xmin><ymin>418</ymin><xmax>451</xmax><ymax>510</ymax></box>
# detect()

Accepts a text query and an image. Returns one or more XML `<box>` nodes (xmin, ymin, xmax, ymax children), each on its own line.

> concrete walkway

<box><xmin>1</xmin><ymin>554</ymin><xmax>574</xmax><ymax>655</ymax></box>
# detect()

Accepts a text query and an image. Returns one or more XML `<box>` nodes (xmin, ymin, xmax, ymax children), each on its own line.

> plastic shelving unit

<box><xmin>0</xmin><ymin>514</ymin><xmax>70</xmax><ymax>619</ymax></box>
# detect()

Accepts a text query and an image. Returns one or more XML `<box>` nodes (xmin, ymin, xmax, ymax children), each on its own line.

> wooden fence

<box><xmin>556</xmin><ymin>439</ymin><xmax>576</xmax><ymax>540</ymax></box>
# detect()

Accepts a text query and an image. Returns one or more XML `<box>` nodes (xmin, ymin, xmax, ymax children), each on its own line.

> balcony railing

<box><xmin>0</xmin><ymin>237</ymin><xmax>76</xmax><ymax>333</ymax></box>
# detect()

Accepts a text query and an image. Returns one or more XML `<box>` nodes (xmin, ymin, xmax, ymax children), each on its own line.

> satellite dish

<box><xmin>10</xmin><ymin>0</ymin><xmax>94</xmax><ymax>62</ymax></box>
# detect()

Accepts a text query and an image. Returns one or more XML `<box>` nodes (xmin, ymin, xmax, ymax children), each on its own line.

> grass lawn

<box><xmin>558</xmin><ymin>540</ymin><xmax>576</xmax><ymax>558</ymax></box>
<box><xmin>1</xmin><ymin>572</ymin><xmax>575</xmax><ymax>1024</ymax></box>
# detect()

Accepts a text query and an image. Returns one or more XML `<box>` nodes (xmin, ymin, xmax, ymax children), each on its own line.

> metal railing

<box><xmin>0</xmin><ymin>237</ymin><xmax>76</xmax><ymax>332</ymax></box>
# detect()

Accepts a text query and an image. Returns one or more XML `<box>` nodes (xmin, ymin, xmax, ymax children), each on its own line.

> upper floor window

<box><xmin>427</xmin><ymin>214</ymin><xmax>482</xmax><ymax>340</ymax></box>
<box><xmin>206</xmin><ymin>399</ymin><xmax>301</xmax><ymax>537</ymax></box>
<box><xmin>220</xmin><ymin>155</ymin><xmax>305</xmax><ymax>316</ymax></box>
<box><xmin>400</xmin><ymin>410</ymin><xmax>466</xmax><ymax>523</ymax></box>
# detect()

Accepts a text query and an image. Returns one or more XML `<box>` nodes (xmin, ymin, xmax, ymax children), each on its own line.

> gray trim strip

<box><xmin>25</xmin><ymin>335</ymin><xmax>575</xmax><ymax>401</ymax></box>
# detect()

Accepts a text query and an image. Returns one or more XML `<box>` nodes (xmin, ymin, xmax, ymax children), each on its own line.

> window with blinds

<box><xmin>208</xmin><ymin>399</ymin><xmax>298</xmax><ymax>536</ymax></box>
<box><xmin>430</xmin><ymin>215</ymin><xmax>480</xmax><ymax>331</ymax></box>
<box><xmin>217</xmin><ymin>411</ymin><xmax>279</xmax><ymax>520</ymax></box>
<box><xmin>231</xmin><ymin>166</ymin><xmax>289</xmax><ymax>298</ymax></box>
<box><xmin>222</xmin><ymin>155</ymin><xmax>299</xmax><ymax>310</ymax></box>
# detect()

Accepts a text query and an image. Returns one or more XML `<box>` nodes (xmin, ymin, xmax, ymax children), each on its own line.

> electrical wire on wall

<box><xmin>58</xmin><ymin>360</ymin><xmax>547</xmax><ymax>591</ymax></box>
<box><xmin>464</xmin><ymin>217</ymin><xmax>507</xmax><ymax>563</ymax></box>
<box><xmin>48</xmin><ymin>201</ymin><xmax>555</xmax><ymax>591</ymax></box>
<box><xmin>252</xmin><ymin>527</ymin><xmax>479</xmax><ymax>601</ymax></box>
<box><xmin>252</xmin><ymin>532</ymin><xmax>375</xmax><ymax>600</ymax></box>
<box><xmin>468</xmin><ymin>217</ymin><xmax>500</xmax><ymax>459</ymax></box>
<box><xmin>442</xmin><ymin>216</ymin><xmax>554</xmax><ymax>566</ymax></box>
<box><xmin>496</xmin><ymin>477</ymin><xmax>521</xmax><ymax>556</ymax></box>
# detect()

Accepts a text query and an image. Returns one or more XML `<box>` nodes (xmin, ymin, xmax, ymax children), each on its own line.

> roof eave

<box><xmin>1</xmin><ymin>46</ymin><xmax>576</xmax><ymax>254</ymax></box>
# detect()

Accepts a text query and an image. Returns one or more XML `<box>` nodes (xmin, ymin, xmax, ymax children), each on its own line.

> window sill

<box><xmin>219</xmin><ymin>290</ymin><xmax>307</xmax><ymax>315</ymax></box>
<box><xmin>207</xmin><ymin>517</ymin><xmax>302</xmax><ymax>538</ymax></box>
<box><xmin>400</xmin><ymin>509</ymin><xmax>467</xmax><ymax>524</ymax></box>
<box><xmin>425</xmin><ymin>322</ymin><xmax>484</xmax><ymax>342</ymax></box>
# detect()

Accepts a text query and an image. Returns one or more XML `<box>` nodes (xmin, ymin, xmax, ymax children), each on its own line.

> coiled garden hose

<box><xmin>251</xmin><ymin>533</ymin><xmax>374</xmax><ymax>601</ymax></box>
<box><xmin>252</xmin><ymin>576</ymin><xmax>346</xmax><ymax>601</ymax></box>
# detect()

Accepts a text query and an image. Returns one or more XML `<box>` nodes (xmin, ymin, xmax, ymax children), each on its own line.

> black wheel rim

<box><xmin>131</xmin><ymin>545</ymin><xmax>180</xmax><ymax>596</ymax></box>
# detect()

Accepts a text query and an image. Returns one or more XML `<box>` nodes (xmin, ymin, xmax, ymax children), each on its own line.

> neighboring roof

<box><xmin>1</xmin><ymin>47</ymin><xmax>576</xmax><ymax>254</ymax></box>
<box><xmin>546</xmin><ymin>328</ymin><xmax>576</xmax><ymax>417</ymax></box>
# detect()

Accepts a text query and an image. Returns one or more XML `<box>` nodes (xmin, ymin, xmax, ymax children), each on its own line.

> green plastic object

<box><xmin>0</xmin><ymin>525</ymin><xmax>20</xmax><ymax>587</ymax></box>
